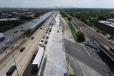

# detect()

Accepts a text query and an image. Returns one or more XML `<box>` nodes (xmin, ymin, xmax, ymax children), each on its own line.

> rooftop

<box><xmin>107</xmin><ymin>19</ymin><xmax>114</xmax><ymax>22</ymax></box>
<box><xmin>0</xmin><ymin>18</ymin><xmax>19</xmax><ymax>21</ymax></box>
<box><xmin>98</xmin><ymin>20</ymin><xmax>114</xmax><ymax>27</ymax></box>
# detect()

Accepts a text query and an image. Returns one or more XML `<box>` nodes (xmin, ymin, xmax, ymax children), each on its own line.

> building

<box><xmin>107</xmin><ymin>19</ymin><xmax>114</xmax><ymax>23</ymax></box>
<box><xmin>97</xmin><ymin>21</ymin><xmax>114</xmax><ymax>36</ymax></box>
<box><xmin>0</xmin><ymin>18</ymin><xmax>19</xmax><ymax>22</ymax></box>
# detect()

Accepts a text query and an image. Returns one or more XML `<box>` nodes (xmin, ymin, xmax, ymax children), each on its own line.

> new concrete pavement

<box><xmin>43</xmin><ymin>13</ymin><xmax>67</xmax><ymax>76</ymax></box>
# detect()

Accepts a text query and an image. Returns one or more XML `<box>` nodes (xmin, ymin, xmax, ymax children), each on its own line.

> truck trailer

<box><xmin>31</xmin><ymin>47</ymin><xmax>44</xmax><ymax>74</ymax></box>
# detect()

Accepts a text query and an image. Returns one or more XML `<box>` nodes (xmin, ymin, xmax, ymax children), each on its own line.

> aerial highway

<box><xmin>0</xmin><ymin>11</ymin><xmax>55</xmax><ymax>76</ymax></box>
<box><xmin>22</xmin><ymin>12</ymin><xmax>67</xmax><ymax>76</ymax></box>
<box><xmin>1</xmin><ymin>10</ymin><xmax>114</xmax><ymax>76</ymax></box>
<box><xmin>0</xmin><ymin>11</ymin><xmax>53</xmax><ymax>52</ymax></box>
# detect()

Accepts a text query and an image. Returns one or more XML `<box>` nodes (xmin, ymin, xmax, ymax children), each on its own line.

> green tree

<box><xmin>76</xmin><ymin>31</ymin><xmax>85</xmax><ymax>42</ymax></box>
<box><xmin>68</xmin><ymin>16</ymin><xmax>72</xmax><ymax>21</ymax></box>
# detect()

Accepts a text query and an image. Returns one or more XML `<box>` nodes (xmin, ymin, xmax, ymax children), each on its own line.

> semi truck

<box><xmin>31</xmin><ymin>47</ymin><xmax>45</xmax><ymax>74</ymax></box>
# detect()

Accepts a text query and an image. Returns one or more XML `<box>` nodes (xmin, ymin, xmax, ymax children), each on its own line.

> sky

<box><xmin>0</xmin><ymin>0</ymin><xmax>114</xmax><ymax>8</ymax></box>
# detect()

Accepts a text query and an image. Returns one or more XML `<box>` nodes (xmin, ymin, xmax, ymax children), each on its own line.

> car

<box><xmin>46</xmin><ymin>35</ymin><xmax>49</xmax><ymax>39</ymax></box>
<box><xmin>20</xmin><ymin>30</ymin><xmax>26</xmax><ymax>32</ymax></box>
<box><xmin>45</xmin><ymin>40</ymin><xmax>48</xmax><ymax>44</ymax></box>
<box><xmin>46</xmin><ymin>31</ymin><xmax>48</xmax><ymax>33</ymax></box>
<box><xmin>14</xmin><ymin>31</ymin><xmax>18</xmax><ymax>33</ymax></box>
<box><xmin>40</xmin><ymin>39</ymin><xmax>44</xmax><ymax>42</ymax></box>
<box><xmin>43</xmin><ymin>36</ymin><xmax>45</xmax><ymax>39</ymax></box>
<box><xmin>49</xmin><ymin>29</ymin><xmax>52</xmax><ymax>32</ymax></box>
<box><xmin>31</xmin><ymin>37</ymin><xmax>34</xmax><ymax>40</ymax></box>
<box><xmin>39</xmin><ymin>40</ymin><xmax>45</xmax><ymax>47</ymax></box>
<box><xmin>20</xmin><ymin>27</ymin><xmax>23</xmax><ymax>29</ymax></box>
<box><xmin>39</xmin><ymin>27</ymin><xmax>42</xmax><ymax>29</ymax></box>
<box><xmin>20</xmin><ymin>47</ymin><xmax>25</xmax><ymax>52</ymax></box>
<box><xmin>39</xmin><ymin>42</ymin><xmax>43</xmax><ymax>47</ymax></box>
<box><xmin>0</xmin><ymin>33</ymin><xmax>5</xmax><ymax>42</ymax></box>
<box><xmin>6</xmin><ymin>65</ymin><xmax>16</xmax><ymax>76</ymax></box>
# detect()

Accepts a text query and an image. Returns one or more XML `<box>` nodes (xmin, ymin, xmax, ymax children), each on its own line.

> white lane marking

<box><xmin>76</xmin><ymin>59</ymin><xmax>103</xmax><ymax>76</ymax></box>
<box><xmin>84</xmin><ymin>46</ymin><xmax>106</xmax><ymax>65</ymax></box>
<box><xmin>82</xmin><ymin>46</ymin><xmax>91</xmax><ymax>57</ymax></box>
<box><xmin>69</xmin><ymin>55</ymin><xmax>102</xmax><ymax>76</ymax></box>
<box><xmin>86</xmin><ymin>49</ymin><xmax>91</xmax><ymax>57</ymax></box>
<box><xmin>88</xmin><ymin>50</ymin><xmax>105</xmax><ymax>65</ymax></box>
<box><xmin>91</xmin><ymin>56</ymin><xmax>106</xmax><ymax>65</ymax></box>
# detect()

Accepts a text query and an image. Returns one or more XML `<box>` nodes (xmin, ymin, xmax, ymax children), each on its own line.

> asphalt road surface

<box><xmin>71</xmin><ymin>17</ymin><xmax>114</xmax><ymax>62</ymax></box>
<box><xmin>64</xmin><ymin>39</ymin><xmax>111</xmax><ymax>76</ymax></box>
<box><xmin>61</xmin><ymin>17</ymin><xmax>112</xmax><ymax>76</ymax></box>
<box><xmin>72</xmin><ymin>18</ymin><xmax>114</xmax><ymax>47</ymax></box>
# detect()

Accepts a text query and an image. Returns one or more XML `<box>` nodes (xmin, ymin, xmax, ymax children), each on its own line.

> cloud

<box><xmin>0</xmin><ymin>0</ymin><xmax>114</xmax><ymax>8</ymax></box>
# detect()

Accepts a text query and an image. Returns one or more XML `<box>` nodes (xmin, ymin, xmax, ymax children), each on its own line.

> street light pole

<box><xmin>67</xmin><ymin>40</ymin><xmax>70</xmax><ymax>76</ymax></box>
<box><xmin>13</xmin><ymin>32</ymin><xmax>15</xmax><ymax>41</ymax></box>
<box><xmin>12</xmin><ymin>54</ymin><xmax>19</xmax><ymax>76</ymax></box>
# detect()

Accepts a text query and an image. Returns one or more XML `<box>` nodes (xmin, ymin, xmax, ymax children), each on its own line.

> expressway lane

<box><xmin>61</xmin><ymin>17</ymin><xmax>111</xmax><ymax>76</ymax></box>
<box><xmin>0</xmin><ymin>13</ymin><xmax>54</xmax><ymax>76</ymax></box>
<box><xmin>12</xmin><ymin>13</ymin><xmax>55</xmax><ymax>76</ymax></box>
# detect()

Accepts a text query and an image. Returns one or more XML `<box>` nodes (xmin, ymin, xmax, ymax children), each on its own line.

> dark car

<box><xmin>31</xmin><ymin>37</ymin><xmax>34</xmax><ymax>40</ymax></box>
<box><xmin>14</xmin><ymin>31</ymin><xmax>18</xmax><ymax>33</ymax></box>
<box><xmin>6</xmin><ymin>65</ymin><xmax>16</xmax><ymax>76</ymax></box>
<box><xmin>0</xmin><ymin>37</ymin><xmax>5</xmax><ymax>42</ymax></box>
<box><xmin>20</xmin><ymin>30</ymin><xmax>26</xmax><ymax>32</ymax></box>
<box><xmin>20</xmin><ymin>27</ymin><xmax>23</xmax><ymax>29</ymax></box>
<box><xmin>20</xmin><ymin>47</ymin><xmax>25</xmax><ymax>52</ymax></box>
